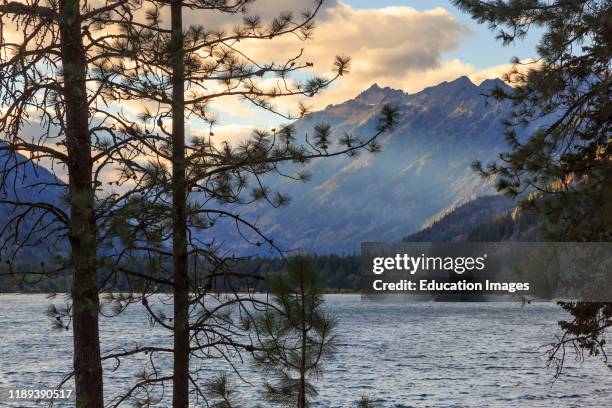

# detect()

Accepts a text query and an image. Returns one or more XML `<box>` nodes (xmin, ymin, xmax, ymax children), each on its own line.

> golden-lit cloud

<box><xmin>198</xmin><ymin>1</ymin><xmax>520</xmax><ymax>122</ymax></box>
<box><xmin>233</xmin><ymin>3</ymin><xmax>468</xmax><ymax>105</ymax></box>
<box><xmin>191</xmin><ymin>123</ymin><xmax>255</xmax><ymax>146</ymax></box>
<box><xmin>2</xmin><ymin>0</ymin><xmax>524</xmax><ymax>142</ymax></box>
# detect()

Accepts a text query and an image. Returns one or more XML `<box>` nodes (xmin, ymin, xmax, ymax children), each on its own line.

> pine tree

<box><xmin>0</xmin><ymin>1</ymin><xmax>140</xmax><ymax>406</ymax></box>
<box><xmin>88</xmin><ymin>1</ymin><xmax>398</xmax><ymax>405</ymax></box>
<box><xmin>254</xmin><ymin>256</ymin><xmax>335</xmax><ymax>408</ymax></box>
<box><xmin>356</xmin><ymin>395</ymin><xmax>378</xmax><ymax>408</ymax></box>
<box><xmin>452</xmin><ymin>0</ymin><xmax>611</xmax><ymax>378</ymax></box>
<box><xmin>453</xmin><ymin>0</ymin><xmax>612</xmax><ymax>241</ymax></box>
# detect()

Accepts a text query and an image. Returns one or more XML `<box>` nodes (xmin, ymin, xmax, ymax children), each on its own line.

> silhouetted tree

<box><xmin>453</xmin><ymin>0</ymin><xmax>611</xmax><ymax>378</ymax></box>
<box><xmin>86</xmin><ymin>0</ymin><xmax>398</xmax><ymax>406</ymax></box>
<box><xmin>356</xmin><ymin>395</ymin><xmax>379</xmax><ymax>408</ymax></box>
<box><xmin>0</xmin><ymin>1</ymin><xmax>142</xmax><ymax>406</ymax></box>
<box><xmin>254</xmin><ymin>256</ymin><xmax>335</xmax><ymax>408</ymax></box>
<box><xmin>454</xmin><ymin>0</ymin><xmax>611</xmax><ymax>241</ymax></box>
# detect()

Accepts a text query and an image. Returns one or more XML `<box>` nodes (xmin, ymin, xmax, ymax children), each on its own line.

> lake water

<box><xmin>1</xmin><ymin>294</ymin><xmax>611</xmax><ymax>407</ymax></box>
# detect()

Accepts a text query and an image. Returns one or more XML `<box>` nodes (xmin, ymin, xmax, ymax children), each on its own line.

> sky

<box><xmin>346</xmin><ymin>0</ymin><xmax>540</xmax><ymax>70</ymax></box>
<box><xmin>5</xmin><ymin>0</ymin><xmax>545</xmax><ymax>181</ymax></box>
<box><xmin>6</xmin><ymin>0</ymin><xmax>543</xmax><ymax>146</ymax></box>
<box><xmin>206</xmin><ymin>0</ymin><xmax>542</xmax><ymax>136</ymax></box>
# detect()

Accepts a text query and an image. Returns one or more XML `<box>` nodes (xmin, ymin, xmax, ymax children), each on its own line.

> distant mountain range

<box><xmin>0</xmin><ymin>76</ymin><xmax>540</xmax><ymax>257</ymax></box>
<box><xmin>226</xmin><ymin>76</ymin><xmax>534</xmax><ymax>254</ymax></box>
<box><xmin>0</xmin><ymin>149</ymin><xmax>66</xmax><ymax>258</ymax></box>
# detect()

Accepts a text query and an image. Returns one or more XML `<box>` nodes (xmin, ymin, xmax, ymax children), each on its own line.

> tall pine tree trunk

<box><xmin>299</xmin><ymin>270</ymin><xmax>307</xmax><ymax>408</ymax></box>
<box><xmin>170</xmin><ymin>0</ymin><xmax>189</xmax><ymax>406</ymax></box>
<box><xmin>59</xmin><ymin>0</ymin><xmax>103</xmax><ymax>406</ymax></box>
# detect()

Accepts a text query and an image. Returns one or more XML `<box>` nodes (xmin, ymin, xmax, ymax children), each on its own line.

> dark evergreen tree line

<box><xmin>0</xmin><ymin>254</ymin><xmax>365</xmax><ymax>293</ymax></box>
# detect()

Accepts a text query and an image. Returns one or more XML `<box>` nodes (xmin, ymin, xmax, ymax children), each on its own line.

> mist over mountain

<box><xmin>228</xmin><ymin>76</ymin><xmax>524</xmax><ymax>254</ymax></box>
<box><xmin>0</xmin><ymin>76</ymin><xmax>528</xmax><ymax>257</ymax></box>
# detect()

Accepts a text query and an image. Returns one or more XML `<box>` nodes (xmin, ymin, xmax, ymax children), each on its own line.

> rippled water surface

<box><xmin>1</xmin><ymin>294</ymin><xmax>611</xmax><ymax>407</ymax></box>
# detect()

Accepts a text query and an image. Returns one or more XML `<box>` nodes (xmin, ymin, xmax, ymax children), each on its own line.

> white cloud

<box><xmin>2</xmin><ymin>0</ymin><xmax>522</xmax><ymax>134</ymax></box>
<box><xmin>226</xmin><ymin>3</ymin><xmax>470</xmax><ymax>108</ymax></box>
<box><xmin>197</xmin><ymin>1</ymin><xmax>517</xmax><ymax>120</ymax></box>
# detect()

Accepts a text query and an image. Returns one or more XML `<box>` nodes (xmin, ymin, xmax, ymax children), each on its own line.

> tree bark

<box><xmin>170</xmin><ymin>0</ymin><xmax>189</xmax><ymax>406</ymax></box>
<box><xmin>299</xmin><ymin>268</ymin><xmax>307</xmax><ymax>408</ymax></box>
<box><xmin>58</xmin><ymin>0</ymin><xmax>103</xmax><ymax>407</ymax></box>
